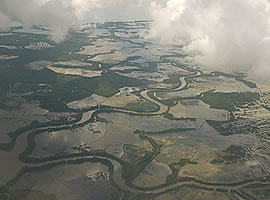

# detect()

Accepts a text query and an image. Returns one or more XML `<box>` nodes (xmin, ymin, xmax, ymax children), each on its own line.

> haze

<box><xmin>1</xmin><ymin>0</ymin><xmax>270</xmax><ymax>78</ymax></box>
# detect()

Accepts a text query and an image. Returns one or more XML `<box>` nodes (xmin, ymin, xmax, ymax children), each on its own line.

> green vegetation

<box><xmin>0</xmin><ymin>30</ymin><xmax>89</xmax><ymax>62</ymax></box>
<box><xmin>201</xmin><ymin>92</ymin><xmax>260</xmax><ymax>111</ymax></box>
<box><xmin>235</xmin><ymin>77</ymin><xmax>257</xmax><ymax>88</ymax></box>
<box><xmin>7</xmin><ymin>190</ymin><xmax>57</xmax><ymax>200</ymax></box>
<box><xmin>163</xmin><ymin>74</ymin><xmax>183</xmax><ymax>84</ymax></box>
<box><xmin>1</xmin><ymin>25</ymin><xmax>267</xmax><ymax>198</ymax></box>
<box><xmin>261</xmin><ymin>105</ymin><xmax>270</xmax><ymax>112</ymax></box>
<box><xmin>163</xmin><ymin>111</ymin><xmax>196</xmax><ymax>121</ymax></box>
<box><xmin>159</xmin><ymin>98</ymin><xmax>178</xmax><ymax>107</ymax></box>
<box><xmin>211</xmin><ymin>145</ymin><xmax>247</xmax><ymax>164</ymax></box>
<box><xmin>122</xmin><ymin>131</ymin><xmax>161</xmax><ymax>183</ymax></box>
<box><xmin>147</xmin><ymin>78</ymin><xmax>192</xmax><ymax>107</ymax></box>
<box><xmin>167</xmin><ymin>159</ymin><xmax>198</xmax><ymax>183</ymax></box>
<box><xmin>244</xmin><ymin>183</ymin><xmax>270</xmax><ymax>198</ymax></box>
<box><xmin>0</xmin><ymin>194</ymin><xmax>8</xmax><ymax>200</ymax></box>
<box><xmin>160</xmin><ymin>54</ymin><xmax>186</xmax><ymax>63</ymax></box>
<box><xmin>94</xmin><ymin>81</ymin><xmax>119</xmax><ymax>97</ymax></box>
<box><xmin>134</xmin><ymin>127</ymin><xmax>195</xmax><ymax>135</ymax></box>
<box><xmin>92</xmin><ymin>71</ymin><xmax>149</xmax><ymax>97</ymax></box>
<box><xmin>210</xmin><ymin>71</ymin><xmax>257</xmax><ymax>89</ymax></box>
<box><xmin>124</xmin><ymin>145</ymin><xmax>151</xmax><ymax>166</ymax></box>
<box><xmin>0</xmin><ymin>157</ymin><xmax>117</xmax><ymax>194</ymax></box>
<box><xmin>51</xmin><ymin>63</ymin><xmax>99</xmax><ymax>70</ymax></box>
<box><xmin>144</xmin><ymin>62</ymin><xmax>158</xmax><ymax>73</ymax></box>
<box><xmin>0</xmin><ymin>62</ymin><xmax>148</xmax><ymax>111</ymax></box>
<box><xmin>124</xmin><ymin>99</ymin><xmax>159</xmax><ymax>112</ymax></box>
<box><xmin>206</xmin><ymin>120</ymin><xmax>226</xmax><ymax>128</ymax></box>
<box><xmin>122</xmin><ymin>126</ymin><xmax>196</xmax><ymax>185</ymax></box>
<box><xmin>163</xmin><ymin>112</ymin><xmax>176</xmax><ymax>120</ymax></box>
<box><xmin>206</xmin><ymin>118</ymin><xmax>258</xmax><ymax>136</ymax></box>
<box><xmin>0</xmin><ymin>112</ymin><xmax>82</xmax><ymax>151</ymax></box>
<box><xmin>147</xmin><ymin>91</ymin><xmax>177</xmax><ymax>107</ymax></box>
<box><xmin>0</xmin><ymin>31</ymin><xmax>150</xmax><ymax>112</ymax></box>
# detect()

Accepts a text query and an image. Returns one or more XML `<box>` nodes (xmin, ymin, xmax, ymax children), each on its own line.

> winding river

<box><xmin>0</xmin><ymin>66</ymin><xmax>266</xmax><ymax>198</ymax></box>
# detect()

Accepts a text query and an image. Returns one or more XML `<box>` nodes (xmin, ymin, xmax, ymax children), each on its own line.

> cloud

<box><xmin>148</xmin><ymin>0</ymin><xmax>270</xmax><ymax>80</ymax></box>
<box><xmin>0</xmin><ymin>0</ymin><xmax>149</xmax><ymax>42</ymax></box>
<box><xmin>0</xmin><ymin>12</ymin><xmax>12</xmax><ymax>32</ymax></box>
<box><xmin>3</xmin><ymin>0</ymin><xmax>268</xmax><ymax>80</ymax></box>
<box><xmin>0</xmin><ymin>0</ymin><xmax>81</xmax><ymax>42</ymax></box>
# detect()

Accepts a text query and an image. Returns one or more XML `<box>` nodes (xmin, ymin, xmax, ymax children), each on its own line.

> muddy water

<box><xmin>32</xmin><ymin>118</ymin><xmax>143</xmax><ymax>158</ymax></box>
<box><xmin>98</xmin><ymin>112</ymin><xmax>195</xmax><ymax>132</ymax></box>
<box><xmin>10</xmin><ymin>162</ymin><xmax>120</xmax><ymax>200</ymax></box>
<box><xmin>133</xmin><ymin>160</ymin><xmax>172</xmax><ymax>187</ymax></box>
<box><xmin>0</xmin><ymin>130</ymin><xmax>29</xmax><ymax>186</ymax></box>
<box><xmin>169</xmin><ymin>99</ymin><xmax>229</xmax><ymax>121</ymax></box>
<box><xmin>32</xmin><ymin>122</ymin><xmax>106</xmax><ymax>157</ymax></box>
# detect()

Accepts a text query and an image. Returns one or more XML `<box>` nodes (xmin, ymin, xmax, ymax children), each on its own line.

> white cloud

<box><xmin>0</xmin><ymin>0</ymin><xmax>146</xmax><ymax>42</ymax></box>
<box><xmin>2</xmin><ymin>0</ymin><xmax>268</xmax><ymax>79</ymax></box>
<box><xmin>148</xmin><ymin>0</ymin><xmax>270</xmax><ymax>80</ymax></box>
<box><xmin>0</xmin><ymin>0</ymin><xmax>79</xmax><ymax>42</ymax></box>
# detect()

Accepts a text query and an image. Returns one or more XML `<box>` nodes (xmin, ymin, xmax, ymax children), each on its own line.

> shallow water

<box><xmin>133</xmin><ymin>160</ymin><xmax>172</xmax><ymax>187</ymax></box>
<box><xmin>98</xmin><ymin>112</ymin><xmax>195</xmax><ymax>132</ymax></box>
<box><xmin>169</xmin><ymin>99</ymin><xmax>229</xmax><ymax>121</ymax></box>
<box><xmin>13</xmin><ymin>28</ymin><xmax>51</xmax><ymax>35</ymax></box>
<box><xmin>10</xmin><ymin>162</ymin><xmax>119</xmax><ymax>200</ymax></box>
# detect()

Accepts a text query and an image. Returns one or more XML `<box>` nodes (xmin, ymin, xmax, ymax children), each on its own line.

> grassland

<box><xmin>163</xmin><ymin>74</ymin><xmax>184</xmax><ymax>84</ymax></box>
<box><xmin>201</xmin><ymin>92</ymin><xmax>260</xmax><ymax>111</ymax></box>
<box><xmin>0</xmin><ymin>62</ymin><xmax>148</xmax><ymax>111</ymax></box>
<box><xmin>1</xmin><ymin>24</ymin><xmax>268</xmax><ymax>199</ymax></box>
<box><xmin>211</xmin><ymin>145</ymin><xmax>248</xmax><ymax>164</ymax></box>
<box><xmin>124</xmin><ymin>100</ymin><xmax>159</xmax><ymax>112</ymax></box>
<box><xmin>134</xmin><ymin>127</ymin><xmax>195</xmax><ymax>135</ymax></box>
<box><xmin>0</xmin><ymin>31</ymin><xmax>150</xmax><ymax>112</ymax></box>
<box><xmin>167</xmin><ymin>159</ymin><xmax>198</xmax><ymax>183</ymax></box>
<box><xmin>209</xmin><ymin>71</ymin><xmax>257</xmax><ymax>89</ymax></box>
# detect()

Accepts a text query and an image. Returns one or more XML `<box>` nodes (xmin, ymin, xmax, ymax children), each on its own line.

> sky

<box><xmin>1</xmin><ymin>0</ymin><xmax>270</xmax><ymax>79</ymax></box>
